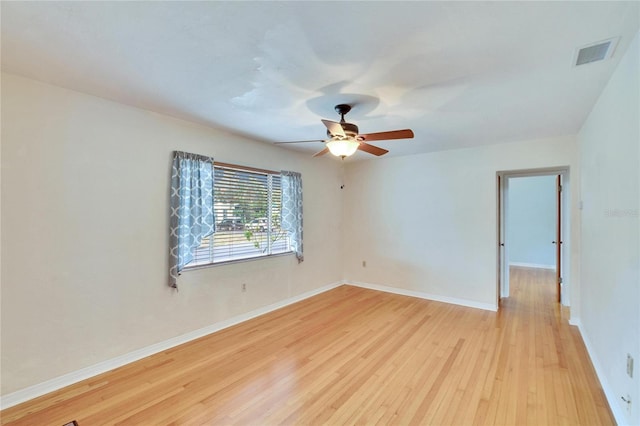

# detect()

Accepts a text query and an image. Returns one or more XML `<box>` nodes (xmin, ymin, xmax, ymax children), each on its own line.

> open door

<box><xmin>554</xmin><ymin>175</ymin><xmax>562</xmax><ymax>303</ymax></box>
<box><xmin>497</xmin><ymin>174</ymin><xmax>509</xmax><ymax>302</ymax></box>
<box><xmin>497</xmin><ymin>175</ymin><xmax>502</xmax><ymax>308</ymax></box>
<box><xmin>498</xmin><ymin>169</ymin><xmax>567</xmax><ymax>308</ymax></box>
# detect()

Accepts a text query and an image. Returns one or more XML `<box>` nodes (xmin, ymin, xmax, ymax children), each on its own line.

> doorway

<box><xmin>496</xmin><ymin>168</ymin><xmax>570</xmax><ymax>309</ymax></box>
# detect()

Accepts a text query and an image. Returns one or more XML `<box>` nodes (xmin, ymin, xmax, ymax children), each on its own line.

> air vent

<box><xmin>574</xmin><ymin>37</ymin><xmax>619</xmax><ymax>66</ymax></box>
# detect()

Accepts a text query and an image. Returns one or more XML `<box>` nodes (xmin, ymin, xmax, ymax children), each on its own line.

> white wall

<box><xmin>578</xmin><ymin>31</ymin><xmax>639</xmax><ymax>425</ymax></box>
<box><xmin>0</xmin><ymin>73</ymin><xmax>344</xmax><ymax>396</ymax></box>
<box><xmin>507</xmin><ymin>175</ymin><xmax>557</xmax><ymax>268</ymax></box>
<box><xmin>343</xmin><ymin>136</ymin><xmax>580</xmax><ymax>310</ymax></box>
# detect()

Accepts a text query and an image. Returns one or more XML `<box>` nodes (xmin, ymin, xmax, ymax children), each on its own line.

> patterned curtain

<box><xmin>169</xmin><ymin>151</ymin><xmax>215</xmax><ymax>288</ymax></box>
<box><xmin>281</xmin><ymin>171</ymin><xmax>303</xmax><ymax>262</ymax></box>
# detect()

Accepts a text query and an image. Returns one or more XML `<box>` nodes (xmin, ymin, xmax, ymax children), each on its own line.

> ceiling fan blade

<box><xmin>359</xmin><ymin>129</ymin><xmax>414</xmax><ymax>142</ymax></box>
<box><xmin>358</xmin><ymin>143</ymin><xmax>389</xmax><ymax>156</ymax></box>
<box><xmin>274</xmin><ymin>139</ymin><xmax>325</xmax><ymax>144</ymax></box>
<box><xmin>321</xmin><ymin>119</ymin><xmax>346</xmax><ymax>137</ymax></box>
<box><xmin>313</xmin><ymin>147</ymin><xmax>329</xmax><ymax>157</ymax></box>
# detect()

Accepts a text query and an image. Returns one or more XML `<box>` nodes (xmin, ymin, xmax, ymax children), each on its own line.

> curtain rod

<box><xmin>214</xmin><ymin>162</ymin><xmax>280</xmax><ymax>176</ymax></box>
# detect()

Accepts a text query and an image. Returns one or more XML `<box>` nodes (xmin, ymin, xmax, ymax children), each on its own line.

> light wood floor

<box><xmin>1</xmin><ymin>267</ymin><xmax>613</xmax><ymax>425</ymax></box>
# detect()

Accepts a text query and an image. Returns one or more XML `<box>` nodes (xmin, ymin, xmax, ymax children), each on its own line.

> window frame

<box><xmin>183</xmin><ymin>162</ymin><xmax>292</xmax><ymax>270</ymax></box>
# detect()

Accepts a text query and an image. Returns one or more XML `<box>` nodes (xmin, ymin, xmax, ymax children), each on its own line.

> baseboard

<box><xmin>0</xmin><ymin>281</ymin><xmax>343</xmax><ymax>410</ymax></box>
<box><xmin>571</xmin><ymin>319</ymin><xmax>629</xmax><ymax>425</ymax></box>
<box><xmin>346</xmin><ymin>281</ymin><xmax>497</xmax><ymax>312</ymax></box>
<box><xmin>509</xmin><ymin>262</ymin><xmax>555</xmax><ymax>270</ymax></box>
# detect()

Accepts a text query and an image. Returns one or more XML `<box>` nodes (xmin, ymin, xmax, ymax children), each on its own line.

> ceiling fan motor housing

<box><xmin>329</xmin><ymin>104</ymin><xmax>359</xmax><ymax>138</ymax></box>
<box><xmin>327</xmin><ymin>122</ymin><xmax>359</xmax><ymax>138</ymax></box>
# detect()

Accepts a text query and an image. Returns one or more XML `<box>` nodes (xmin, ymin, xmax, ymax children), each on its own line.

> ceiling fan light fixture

<box><xmin>326</xmin><ymin>138</ymin><xmax>359</xmax><ymax>157</ymax></box>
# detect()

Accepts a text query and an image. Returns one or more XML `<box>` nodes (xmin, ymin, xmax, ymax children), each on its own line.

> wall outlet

<box><xmin>627</xmin><ymin>354</ymin><xmax>634</xmax><ymax>378</ymax></box>
<box><xmin>362</xmin><ymin>260</ymin><xmax>366</xmax><ymax>267</ymax></box>
<box><xmin>241</xmin><ymin>283</ymin><xmax>247</xmax><ymax>292</ymax></box>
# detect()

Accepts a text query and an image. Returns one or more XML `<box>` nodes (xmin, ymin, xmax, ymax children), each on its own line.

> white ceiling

<box><xmin>2</xmin><ymin>1</ymin><xmax>638</xmax><ymax>160</ymax></box>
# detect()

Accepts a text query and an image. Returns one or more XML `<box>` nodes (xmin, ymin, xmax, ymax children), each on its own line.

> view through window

<box><xmin>189</xmin><ymin>164</ymin><xmax>291</xmax><ymax>266</ymax></box>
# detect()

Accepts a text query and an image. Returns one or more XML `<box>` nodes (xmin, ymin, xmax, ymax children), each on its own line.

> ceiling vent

<box><xmin>574</xmin><ymin>37</ymin><xmax>619</xmax><ymax>66</ymax></box>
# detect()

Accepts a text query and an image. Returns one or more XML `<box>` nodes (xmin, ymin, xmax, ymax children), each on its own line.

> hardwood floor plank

<box><xmin>1</xmin><ymin>269</ymin><xmax>614</xmax><ymax>425</ymax></box>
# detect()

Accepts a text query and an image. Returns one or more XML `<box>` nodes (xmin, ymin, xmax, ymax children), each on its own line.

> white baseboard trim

<box><xmin>0</xmin><ymin>281</ymin><xmax>343</xmax><ymax>410</ymax></box>
<box><xmin>509</xmin><ymin>262</ymin><xmax>556</xmax><ymax>270</ymax></box>
<box><xmin>571</xmin><ymin>319</ymin><xmax>628</xmax><ymax>425</ymax></box>
<box><xmin>346</xmin><ymin>281</ymin><xmax>497</xmax><ymax>312</ymax></box>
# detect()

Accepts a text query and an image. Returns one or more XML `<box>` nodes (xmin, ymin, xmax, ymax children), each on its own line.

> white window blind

<box><xmin>188</xmin><ymin>164</ymin><xmax>290</xmax><ymax>267</ymax></box>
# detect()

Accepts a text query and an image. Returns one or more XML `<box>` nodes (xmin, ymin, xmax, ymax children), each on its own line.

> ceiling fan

<box><xmin>274</xmin><ymin>104</ymin><xmax>414</xmax><ymax>158</ymax></box>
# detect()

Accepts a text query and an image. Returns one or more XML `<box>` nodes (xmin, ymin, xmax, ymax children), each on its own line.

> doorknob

<box><xmin>552</xmin><ymin>241</ymin><xmax>563</xmax><ymax>244</ymax></box>
<box><xmin>500</xmin><ymin>243</ymin><xmax>504</xmax><ymax>246</ymax></box>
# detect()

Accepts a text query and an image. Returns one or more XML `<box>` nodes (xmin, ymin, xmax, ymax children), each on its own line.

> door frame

<box><xmin>496</xmin><ymin>167</ymin><xmax>570</xmax><ymax>309</ymax></box>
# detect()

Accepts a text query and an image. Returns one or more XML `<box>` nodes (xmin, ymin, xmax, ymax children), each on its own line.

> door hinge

<box><xmin>558</xmin><ymin>184</ymin><xmax>562</xmax><ymax>192</ymax></box>
<box><xmin>558</xmin><ymin>277</ymin><xmax>563</xmax><ymax>284</ymax></box>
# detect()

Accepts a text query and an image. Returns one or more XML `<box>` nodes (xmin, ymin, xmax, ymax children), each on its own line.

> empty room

<box><xmin>1</xmin><ymin>2</ymin><xmax>638</xmax><ymax>425</ymax></box>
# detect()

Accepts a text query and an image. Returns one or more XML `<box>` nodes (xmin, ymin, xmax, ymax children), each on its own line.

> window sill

<box><xmin>183</xmin><ymin>251</ymin><xmax>294</xmax><ymax>271</ymax></box>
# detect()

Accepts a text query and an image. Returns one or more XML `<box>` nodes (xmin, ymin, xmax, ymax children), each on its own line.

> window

<box><xmin>188</xmin><ymin>163</ymin><xmax>291</xmax><ymax>266</ymax></box>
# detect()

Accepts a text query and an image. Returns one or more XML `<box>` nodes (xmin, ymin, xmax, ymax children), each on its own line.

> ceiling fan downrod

<box><xmin>335</xmin><ymin>104</ymin><xmax>352</xmax><ymax>123</ymax></box>
<box><xmin>332</xmin><ymin>104</ymin><xmax>359</xmax><ymax>138</ymax></box>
